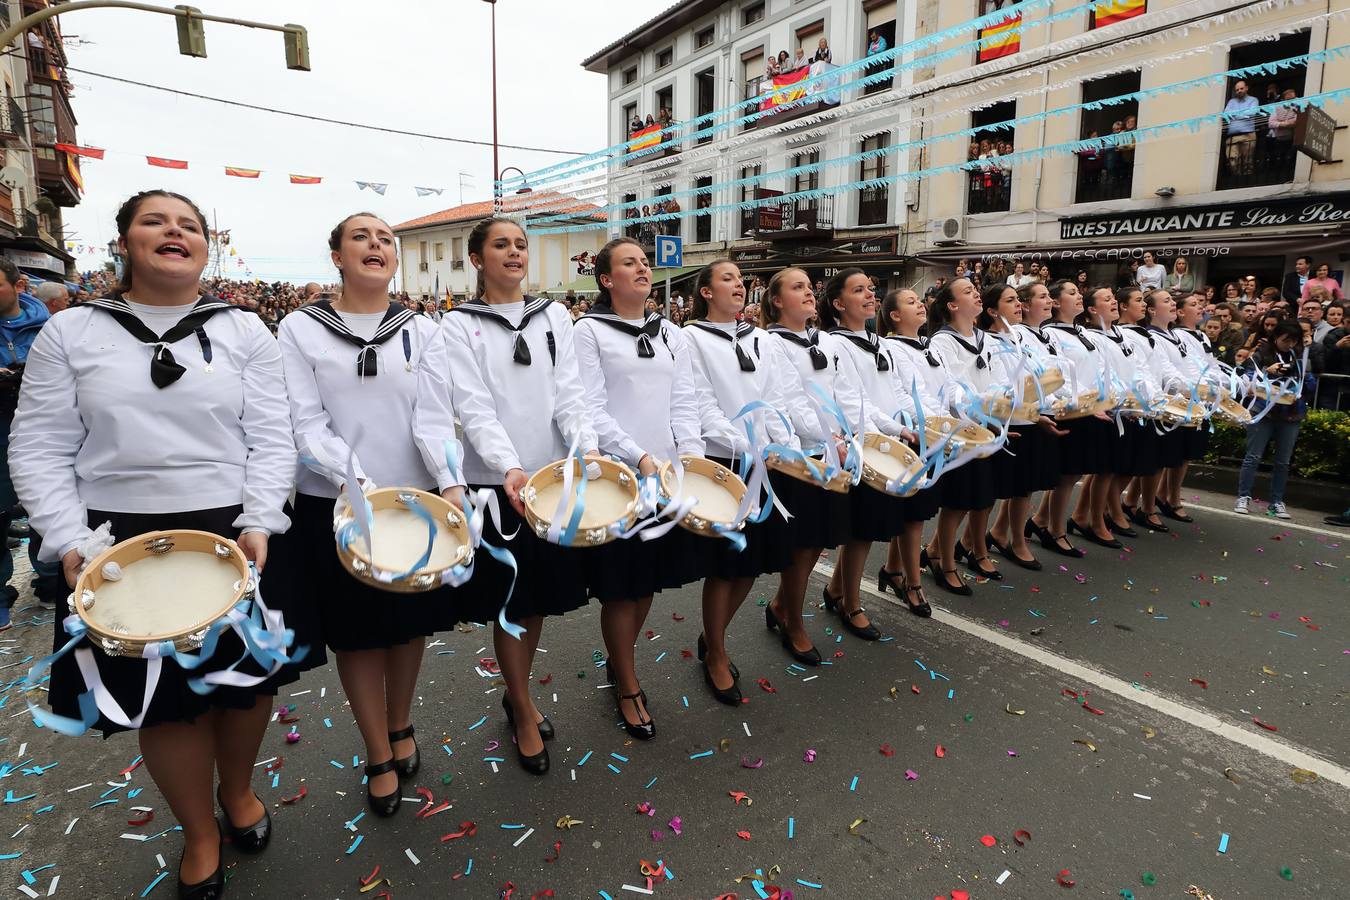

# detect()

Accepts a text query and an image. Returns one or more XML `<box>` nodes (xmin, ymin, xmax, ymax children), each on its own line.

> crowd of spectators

<box><xmin>1221</xmin><ymin>79</ymin><xmax>1303</xmax><ymax>182</ymax></box>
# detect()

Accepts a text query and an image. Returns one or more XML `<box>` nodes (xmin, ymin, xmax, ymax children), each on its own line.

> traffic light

<box><xmin>174</xmin><ymin>5</ymin><xmax>206</xmax><ymax>58</ymax></box>
<box><xmin>284</xmin><ymin>25</ymin><xmax>310</xmax><ymax>71</ymax></box>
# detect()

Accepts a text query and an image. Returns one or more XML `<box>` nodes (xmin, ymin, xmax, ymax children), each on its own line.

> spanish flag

<box><xmin>1094</xmin><ymin>0</ymin><xmax>1146</xmax><ymax>28</ymax></box>
<box><xmin>978</xmin><ymin>10</ymin><xmax>1023</xmax><ymax>62</ymax></box>
<box><xmin>628</xmin><ymin>123</ymin><xmax>663</xmax><ymax>152</ymax></box>
<box><xmin>760</xmin><ymin>68</ymin><xmax>810</xmax><ymax>112</ymax></box>
<box><xmin>289</xmin><ymin>174</ymin><xmax>322</xmax><ymax>185</ymax></box>
<box><xmin>147</xmin><ymin>156</ymin><xmax>188</xmax><ymax>169</ymax></box>
<box><xmin>225</xmin><ymin>167</ymin><xmax>261</xmax><ymax>179</ymax></box>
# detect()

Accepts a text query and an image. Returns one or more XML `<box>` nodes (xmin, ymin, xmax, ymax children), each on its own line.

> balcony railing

<box><xmin>1075</xmin><ymin>146</ymin><xmax>1134</xmax><ymax>204</ymax></box>
<box><xmin>742</xmin><ymin>62</ymin><xmax>842</xmax><ymax>131</ymax></box>
<box><xmin>858</xmin><ymin>186</ymin><xmax>890</xmax><ymax>225</ymax></box>
<box><xmin>0</xmin><ymin>97</ymin><xmax>21</xmax><ymax>143</ymax></box>
<box><xmin>968</xmin><ymin>166</ymin><xmax>1012</xmax><ymax>214</ymax></box>
<box><xmin>1216</xmin><ymin>127</ymin><xmax>1297</xmax><ymax>191</ymax></box>
<box><xmin>625</xmin><ymin>123</ymin><xmax>681</xmax><ymax>165</ymax></box>
<box><xmin>745</xmin><ymin>194</ymin><xmax>835</xmax><ymax>239</ymax></box>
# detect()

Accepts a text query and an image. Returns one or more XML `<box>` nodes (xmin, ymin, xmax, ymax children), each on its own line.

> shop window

<box><xmin>1217</xmin><ymin>30</ymin><xmax>1309</xmax><ymax>192</ymax></box>
<box><xmin>1075</xmin><ymin>71</ymin><xmax>1139</xmax><ymax>204</ymax></box>
<box><xmin>1089</xmin><ymin>0</ymin><xmax>1145</xmax><ymax>30</ymax></box>
<box><xmin>969</xmin><ymin>100</ymin><xmax>1015</xmax><ymax>214</ymax></box>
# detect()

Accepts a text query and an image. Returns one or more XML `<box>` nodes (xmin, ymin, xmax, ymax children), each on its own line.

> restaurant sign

<box><xmin>1059</xmin><ymin>192</ymin><xmax>1350</xmax><ymax>240</ymax></box>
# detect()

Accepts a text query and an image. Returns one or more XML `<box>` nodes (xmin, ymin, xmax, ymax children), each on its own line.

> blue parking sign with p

<box><xmin>655</xmin><ymin>234</ymin><xmax>682</xmax><ymax>268</ymax></box>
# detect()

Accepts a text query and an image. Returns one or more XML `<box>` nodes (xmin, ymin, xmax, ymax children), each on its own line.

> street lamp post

<box><xmin>483</xmin><ymin>0</ymin><xmax>501</xmax><ymax>211</ymax></box>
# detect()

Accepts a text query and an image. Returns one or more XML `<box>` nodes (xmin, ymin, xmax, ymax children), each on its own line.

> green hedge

<box><xmin>1204</xmin><ymin>409</ymin><xmax>1350</xmax><ymax>481</ymax></box>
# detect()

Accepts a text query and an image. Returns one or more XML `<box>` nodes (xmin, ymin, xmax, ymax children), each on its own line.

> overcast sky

<box><xmin>59</xmin><ymin>0</ymin><xmax>669</xmax><ymax>284</ymax></box>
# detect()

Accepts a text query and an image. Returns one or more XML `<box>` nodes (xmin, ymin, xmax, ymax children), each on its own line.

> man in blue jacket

<box><xmin>0</xmin><ymin>258</ymin><xmax>50</xmax><ymax>629</ymax></box>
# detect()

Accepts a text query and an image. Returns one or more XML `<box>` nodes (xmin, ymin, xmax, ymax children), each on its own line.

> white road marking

<box><xmin>815</xmin><ymin>562</ymin><xmax>1350</xmax><ymax>790</ymax></box>
<box><xmin>1185</xmin><ymin>501</ymin><xmax>1346</xmax><ymax>538</ymax></box>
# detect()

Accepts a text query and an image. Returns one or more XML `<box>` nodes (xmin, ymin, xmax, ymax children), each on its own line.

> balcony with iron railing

<box><xmin>1216</xmin><ymin>125</ymin><xmax>1297</xmax><ymax>191</ymax></box>
<box><xmin>742</xmin><ymin>191</ymin><xmax>834</xmax><ymax>240</ymax></box>
<box><xmin>0</xmin><ymin>97</ymin><xmax>22</xmax><ymax>144</ymax></box>
<box><xmin>1074</xmin><ymin>146</ymin><xmax>1134</xmax><ymax>204</ymax></box>
<box><xmin>967</xmin><ymin>165</ymin><xmax>1012</xmax><ymax>215</ymax></box>
<box><xmin>742</xmin><ymin>62</ymin><xmax>843</xmax><ymax>131</ymax></box>
<box><xmin>625</xmin><ymin>123</ymin><xmax>682</xmax><ymax>165</ymax></box>
<box><xmin>857</xmin><ymin>186</ymin><xmax>890</xmax><ymax>226</ymax></box>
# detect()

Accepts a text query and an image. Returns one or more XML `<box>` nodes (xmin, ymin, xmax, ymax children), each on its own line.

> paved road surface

<box><xmin>0</xmin><ymin>486</ymin><xmax>1345</xmax><ymax>898</ymax></box>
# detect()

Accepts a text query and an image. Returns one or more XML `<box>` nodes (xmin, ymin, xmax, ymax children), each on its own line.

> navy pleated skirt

<box><xmin>990</xmin><ymin>423</ymin><xmax>1060</xmax><ymax>498</ymax></box>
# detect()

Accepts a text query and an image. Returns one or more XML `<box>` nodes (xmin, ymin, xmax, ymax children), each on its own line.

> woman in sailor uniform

<box><xmin>761</xmin><ymin>267</ymin><xmax>873</xmax><ymax>662</ymax></box>
<box><xmin>986</xmin><ymin>281</ymin><xmax>1069</xmax><ymax>570</ymax></box>
<box><xmin>682</xmin><ymin>259</ymin><xmax>796</xmax><ymax>705</ymax></box>
<box><xmin>876</xmin><ymin>287</ymin><xmax>952</xmax><ymax>613</ymax></box>
<box><xmin>1127</xmin><ymin>289</ymin><xmax>1188</xmax><ymax>532</ymax></box>
<box><xmin>818</xmin><ymin>269</ymin><xmax>925</xmax><ymax>630</ymax></box>
<box><xmin>980</xmin><ymin>282</ymin><xmax>1066</xmax><ymax>571</ymax></box>
<box><xmin>1161</xmin><ymin>291</ymin><xmax>1214</xmax><ymax>523</ymax></box>
<box><xmin>572</xmin><ymin>237</ymin><xmax>705</xmax><ymax>739</ymax></box>
<box><xmin>9</xmin><ymin>191</ymin><xmax>313</xmax><ymax>897</ymax></box>
<box><xmin>270</xmin><ymin>213</ymin><xmax>468</xmax><ymax>817</ymax></box>
<box><xmin>923</xmin><ymin>279</ymin><xmax>1002</xmax><ymax>594</ymax></box>
<box><xmin>1114</xmin><ymin>287</ymin><xmax>1179</xmax><ymax>535</ymax></box>
<box><xmin>1027</xmin><ymin>279</ymin><xmax>1111</xmax><ymax>559</ymax></box>
<box><xmin>441</xmin><ymin>217</ymin><xmax>598</xmax><ymax>775</ymax></box>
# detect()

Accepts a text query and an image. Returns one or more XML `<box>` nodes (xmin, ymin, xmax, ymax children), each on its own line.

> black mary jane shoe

<box><xmin>216</xmin><ymin>786</ymin><xmax>270</xmax><ymax>855</ymax></box>
<box><xmin>903</xmin><ymin>584</ymin><xmax>933</xmax><ymax>618</ymax></box>
<box><xmin>989</xmin><ymin>531</ymin><xmax>1042</xmax><ymax>571</ymax></box>
<box><xmin>502</xmin><ymin>694</ymin><xmax>555</xmax><ymax>742</ymax></box>
<box><xmin>955</xmin><ymin>540</ymin><xmax>1003</xmax><ymax>580</ymax></box>
<box><xmin>823</xmin><ymin>587</ymin><xmax>881</xmax><ymax>640</ymax></box>
<box><xmin>615</xmin><ymin>690</ymin><xmax>655</xmax><ymax>741</ymax></box>
<box><xmin>1157</xmin><ymin>499</ymin><xmax>1194</xmax><ymax>524</ymax></box>
<box><xmin>364</xmin><ymin>759</ymin><xmax>402</xmax><ymax>817</ymax></box>
<box><xmin>926</xmin><ymin>553</ymin><xmax>973</xmax><ymax>597</ymax></box>
<box><xmin>1108</xmin><ymin>518</ymin><xmax>1138</xmax><ymax>538</ymax></box>
<box><xmin>876</xmin><ymin>566</ymin><xmax>905</xmax><ymax>595</ymax></box>
<box><xmin>388</xmin><ymin>725</ymin><xmax>420</xmax><ymax>779</ymax></box>
<box><xmin>702</xmin><ymin>658</ymin><xmax>743</xmax><ymax>706</ymax></box>
<box><xmin>503</xmin><ymin>704</ymin><xmax>550</xmax><ymax>775</ymax></box>
<box><xmin>765</xmin><ymin>605</ymin><xmax>822</xmax><ymax>666</ymax></box>
<box><xmin>1045</xmin><ymin>533</ymin><xmax>1087</xmax><ymax>558</ymax></box>
<box><xmin>1129</xmin><ymin>506</ymin><xmax>1170</xmax><ymax>533</ymax></box>
<box><xmin>605</xmin><ymin>658</ymin><xmax>648</xmax><ymax>711</ymax></box>
<box><xmin>178</xmin><ymin>826</ymin><xmax>224</xmax><ymax>900</ymax></box>
<box><xmin>697</xmin><ymin>632</ymin><xmax>739</xmax><ymax>681</ymax></box>
<box><xmin>1067</xmin><ymin>519</ymin><xmax>1122</xmax><ymax>550</ymax></box>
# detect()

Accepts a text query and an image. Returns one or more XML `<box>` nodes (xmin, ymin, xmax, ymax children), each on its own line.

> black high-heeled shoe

<box><xmin>876</xmin><ymin>566</ymin><xmax>904</xmax><ymax>595</ymax></box>
<box><xmin>822</xmin><ymin>587</ymin><xmax>880</xmax><ymax>640</ymax></box>
<box><xmin>216</xmin><ymin>786</ymin><xmax>270</xmax><ymax>855</ymax></box>
<box><xmin>388</xmin><ymin>725</ymin><xmax>420</xmax><ymax>779</ymax></box>
<box><xmin>1043</xmin><ymin>532</ymin><xmax>1086</xmax><ymax>558</ymax></box>
<box><xmin>697</xmin><ymin>633</ymin><xmax>739</xmax><ymax>681</ymax></box>
<box><xmin>177</xmin><ymin>824</ymin><xmax>224</xmax><ymax>900</ymax></box>
<box><xmin>765</xmin><ymin>605</ymin><xmax>822</xmax><ymax>666</ymax></box>
<box><xmin>702</xmin><ymin>657</ymin><xmax>743</xmax><ymax>706</ymax></box>
<box><xmin>1067</xmin><ymin>518</ymin><xmax>1122</xmax><ymax>550</ymax></box>
<box><xmin>1157</xmin><ymin>499</ymin><xmax>1193</xmax><ymax>524</ymax></box>
<box><xmin>925</xmin><ymin>554</ymin><xmax>973</xmax><ymax>597</ymax></box>
<box><xmin>604</xmin><ymin>658</ymin><xmax>648</xmax><ymax>711</ymax></box>
<box><xmin>364</xmin><ymin>759</ymin><xmax>402</xmax><ymax>817</ymax></box>
<box><xmin>954</xmin><ymin>540</ymin><xmax>1003</xmax><ymax>580</ymax></box>
<box><xmin>1108</xmin><ymin>517</ymin><xmax>1138</xmax><ymax>538</ymax></box>
<box><xmin>1130</xmin><ymin>505</ymin><xmax>1170</xmax><ymax>532</ymax></box>
<box><xmin>989</xmin><ymin>531</ymin><xmax>1042</xmax><ymax>570</ymax></box>
<box><xmin>615</xmin><ymin>689</ymin><xmax>655</xmax><ymax>740</ymax></box>
<box><xmin>502</xmin><ymin>694</ymin><xmax>555</xmax><ymax>742</ymax></box>
<box><xmin>903</xmin><ymin>584</ymin><xmax>933</xmax><ymax>618</ymax></box>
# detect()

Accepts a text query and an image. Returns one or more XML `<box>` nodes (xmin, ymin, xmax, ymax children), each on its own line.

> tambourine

<box><xmin>336</xmin><ymin>488</ymin><xmax>473</xmax><ymax>592</ymax></box>
<box><xmin>70</xmin><ymin>530</ymin><xmax>252</xmax><ymax>657</ymax></box>
<box><xmin>1025</xmin><ymin>367</ymin><xmax>1065</xmax><ymax>397</ymax></box>
<box><xmin>659</xmin><ymin>456</ymin><xmax>749</xmax><ymax>538</ymax></box>
<box><xmin>860</xmin><ymin>432</ymin><xmax>924</xmax><ymax>497</ymax></box>
<box><xmin>1251</xmin><ymin>384</ymin><xmax>1299</xmax><ymax>406</ymax></box>
<box><xmin>923</xmin><ymin>416</ymin><xmax>997</xmax><ymax>456</ymax></box>
<box><xmin>1214</xmin><ymin>396</ymin><xmax>1253</xmax><ymax>425</ymax></box>
<box><xmin>767</xmin><ymin>451</ymin><xmax>852</xmax><ymax>493</ymax></box>
<box><xmin>1053</xmin><ymin>390</ymin><xmax>1117</xmax><ymax>420</ymax></box>
<box><xmin>1155</xmin><ymin>396</ymin><xmax>1207</xmax><ymax>428</ymax></box>
<box><xmin>974</xmin><ymin>392</ymin><xmax>1014</xmax><ymax>421</ymax></box>
<box><xmin>523</xmin><ymin>457</ymin><xmax>640</xmax><ymax>547</ymax></box>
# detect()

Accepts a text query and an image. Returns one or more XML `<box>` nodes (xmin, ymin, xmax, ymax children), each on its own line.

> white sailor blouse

<box><xmin>683</xmin><ymin>320</ymin><xmax>796</xmax><ymax>459</ymax></box>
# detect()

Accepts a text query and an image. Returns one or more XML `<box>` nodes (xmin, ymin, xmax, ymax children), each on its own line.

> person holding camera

<box><xmin>0</xmin><ymin>257</ymin><xmax>50</xmax><ymax>628</ymax></box>
<box><xmin>1234</xmin><ymin>318</ymin><xmax>1315</xmax><ymax>520</ymax></box>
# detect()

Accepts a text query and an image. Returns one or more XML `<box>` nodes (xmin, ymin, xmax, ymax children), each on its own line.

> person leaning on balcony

<box><xmin>813</xmin><ymin>37</ymin><xmax>831</xmax><ymax>64</ymax></box>
<box><xmin>1166</xmin><ymin>256</ymin><xmax>1195</xmax><ymax>298</ymax></box>
<box><xmin>1301</xmin><ymin>262</ymin><xmax>1344</xmax><ymax>303</ymax></box>
<box><xmin>867</xmin><ymin>30</ymin><xmax>888</xmax><ymax>56</ymax></box>
<box><xmin>791</xmin><ymin>47</ymin><xmax>809</xmax><ymax>71</ymax></box>
<box><xmin>1222</xmin><ymin>80</ymin><xmax>1260</xmax><ymax>176</ymax></box>
<box><xmin>1267</xmin><ymin>88</ymin><xmax>1299</xmax><ymax>163</ymax></box>
<box><xmin>629</xmin><ymin>112</ymin><xmax>643</xmax><ymax>136</ymax></box>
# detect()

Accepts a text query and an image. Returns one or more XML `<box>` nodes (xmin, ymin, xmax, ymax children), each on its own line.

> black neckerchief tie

<box><xmin>937</xmin><ymin>326</ymin><xmax>990</xmax><ymax>370</ymax></box>
<box><xmin>1047</xmin><ymin>321</ymin><xmax>1097</xmax><ymax>353</ymax></box>
<box><xmin>583</xmin><ymin>304</ymin><xmax>665</xmax><ymax>358</ymax></box>
<box><xmin>86</xmin><ymin>294</ymin><xmax>240</xmax><ymax>388</ymax></box>
<box><xmin>295</xmin><ymin>299</ymin><xmax>415</xmax><ymax>376</ymax></box>
<box><xmin>830</xmin><ymin>329</ymin><xmax>890</xmax><ymax>371</ymax></box>
<box><xmin>450</xmin><ymin>296</ymin><xmax>554</xmax><ymax>365</ymax></box>
<box><xmin>1123</xmin><ymin>324</ymin><xmax>1155</xmax><ymax>348</ymax></box>
<box><xmin>1181</xmin><ymin>327</ymin><xmax>1212</xmax><ymax>353</ymax></box>
<box><xmin>1149</xmin><ymin>325</ymin><xmax>1185</xmax><ymax>356</ymax></box>
<box><xmin>1021</xmin><ymin>324</ymin><xmax>1059</xmax><ymax>356</ymax></box>
<box><xmin>768</xmin><ymin>325</ymin><xmax>827</xmax><ymax>370</ymax></box>
<box><xmin>890</xmin><ymin>335</ymin><xmax>941</xmax><ymax>367</ymax></box>
<box><xmin>690</xmin><ymin>320</ymin><xmax>757</xmax><ymax>372</ymax></box>
<box><xmin>1098</xmin><ymin>326</ymin><xmax>1133</xmax><ymax>357</ymax></box>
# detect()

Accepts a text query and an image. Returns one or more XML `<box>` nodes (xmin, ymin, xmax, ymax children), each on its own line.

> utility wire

<box><xmin>63</xmin><ymin>65</ymin><xmax>587</xmax><ymax>157</ymax></box>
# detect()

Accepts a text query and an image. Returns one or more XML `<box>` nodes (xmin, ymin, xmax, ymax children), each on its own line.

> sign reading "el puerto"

<box><xmin>1060</xmin><ymin>192</ymin><xmax>1350</xmax><ymax>240</ymax></box>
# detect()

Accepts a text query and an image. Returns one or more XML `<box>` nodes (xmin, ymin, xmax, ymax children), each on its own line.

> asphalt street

<box><xmin>0</xmin><ymin>484</ymin><xmax>1345</xmax><ymax>899</ymax></box>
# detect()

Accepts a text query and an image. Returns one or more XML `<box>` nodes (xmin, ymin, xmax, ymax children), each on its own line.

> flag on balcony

<box><xmin>225</xmin><ymin>167</ymin><xmax>261</xmax><ymax>179</ymax></box>
<box><xmin>978</xmin><ymin>10</ymin><xmax>1023</xmax><ymax>62</ymax></box>
<box><xmin>289</xmin><ymin>174</ymin><xmax>322</xmax><ymax>185</ymax></box>
<box><xmin>628</xmin><ymin>124</ymin><xmax>663</xmax><ymax>152</ymax></box>
<box><xmin>1093</xmin><ymin>0</ymin><xmax>1146</xmax><ymax>28</ymax></box>
<box><xmin>66</xmin><ymin>154</ymin><xmax>83</xmax><ymax>195</ymax></box>
<box><xmin>55</xmin><ymin>143</ymin><xmax>104</xmax><ymax>160</ymax></box>
<box><xmin>759</xmin><ymin>68</ymin><xmax>810</xmax><ymax>112</ymax></box>
<box><xmin>147</xmin><ymin>156</ymin><xmax>188</xmax><ymax>169</ymax></box>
